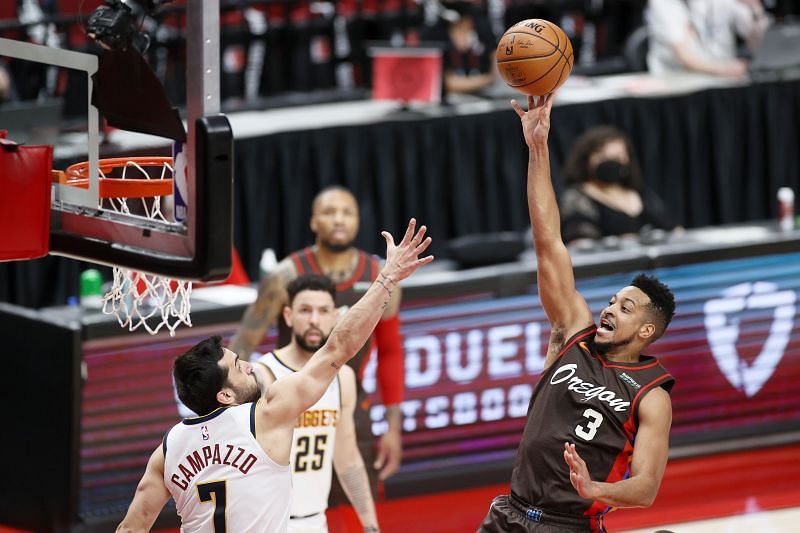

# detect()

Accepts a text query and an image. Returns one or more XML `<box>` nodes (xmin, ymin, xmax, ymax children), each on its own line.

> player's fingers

<box><xmin>379</xmin><ymin>454</ymin><xmax>401</xmax><ymax>480</ymax></box>
<box><xmin>510</xmin><ymin>99</ymin><xmax>525</xmax><ymax>118</ymax></box>
<box><xmin>381</xmin><ymin>231</ymin><xmax>396</xmax><ymax>249</ymax></box>
<box><xmin>528</xmin><ymin>95</ymin><xmax>536</xmax><ymax>109</ymax></box>
<box><xmin>401</xmin><ymin>218</ymin><xmax>416</xmax><ymax>245</ymax></box>
<box><xmin>411</xmin><ymin>224</ymin><xmax>427</xmax><ymax>246</ymax></box>
<box><xmin>543</xmin><ymin>92</ymin><xmax>556</xmax><ymax>113</ymax></box>
<box><xmin>415</xmin><ymin>236</ymin><xmax>432</xmax><ymax>255</ymax></box>
<box><xmin>564</xmin><ymin>447</ymin><xmax>575</xmax><ymax>468</ymax></box>
<box><xmin>374</xmin><ymin>448</ymin><xmax>387</xmax><ymax>470</ymax></box>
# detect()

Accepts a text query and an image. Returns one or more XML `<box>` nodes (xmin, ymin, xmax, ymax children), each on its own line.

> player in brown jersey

<box><xmin>479</xmin><ymin>95</ymin><xmax>676</xmax><ymax>533</ymax></box>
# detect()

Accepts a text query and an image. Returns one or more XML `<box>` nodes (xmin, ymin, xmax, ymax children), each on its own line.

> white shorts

<box><xmin>288</xmin><ymin>511</ymin><xmax>328</xmax><ymax>533</ymax></box>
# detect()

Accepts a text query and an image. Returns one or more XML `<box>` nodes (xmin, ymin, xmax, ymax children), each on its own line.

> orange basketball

<box><xmin>496</xmin><ymin>19</ymin><xmax>574</xmax><ymax>96</ymax></box>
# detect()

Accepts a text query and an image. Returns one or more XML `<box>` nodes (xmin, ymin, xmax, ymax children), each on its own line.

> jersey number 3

<box><xmin>575</xmin><ymin>408</ymin><xmax>604</xmax><ymax>441</ymax></box>
<box><xmin>197</xmin><ymin>480</ymin><xmax>227</xmax><ymax>532</ymax></box>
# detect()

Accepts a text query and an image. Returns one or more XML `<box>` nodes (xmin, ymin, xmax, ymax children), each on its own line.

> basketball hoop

<box><xmin>60</xmin><ymin>157</ymin><xmax>192</xmax><ymax>336</ymax></box>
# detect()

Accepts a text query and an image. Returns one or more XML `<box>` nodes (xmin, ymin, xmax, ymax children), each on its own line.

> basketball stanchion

<box><xmin>59</xmin><ymin>157</ymin><xmax>193</xmax><ymax>336</ymax></box>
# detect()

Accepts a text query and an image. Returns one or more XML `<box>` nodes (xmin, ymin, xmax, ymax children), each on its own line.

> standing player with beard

<box><xmin>232</xmin><ymin>186</ymin><xmax>405</xmax><ymax>505</ymax></box>
<box><xmin>258</xmin><ymin>274</ymin><xmax>379</xmax><ymax>532</ymax></box>
<box><xmin>479</xmin><ymin>95</ymin><xmax>676</xmax><ymax>533</ymax></box>
<box><xmin>116</xmin><ymin>220</ymin><xmax>432</xmax><ymax>533</ymax></box>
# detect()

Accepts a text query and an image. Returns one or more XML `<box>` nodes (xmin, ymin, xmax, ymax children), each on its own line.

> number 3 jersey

<box><xmin>258</xmin><ymin>351</ymin><xmax>341</xmax><ymax>518</ymax></box>
<box><xmin>163</xmin><ymin>403</ymin><xmax>292</xmax><ymax>533</ymax></box>
<box><xmin>510</xmin><ymin>325</ymin><xmax>674</xmax><ymax>523</ymax></box>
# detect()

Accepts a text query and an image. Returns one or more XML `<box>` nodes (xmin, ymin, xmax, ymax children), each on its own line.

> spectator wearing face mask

<box><xmin>558</xmin><ymin>126</ymin><xmax>680</xmax><ymax>247</ymax></box>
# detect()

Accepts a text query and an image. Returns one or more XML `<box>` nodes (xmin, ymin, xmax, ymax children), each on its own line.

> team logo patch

<box><xmin>704</xmin><ymin>282</ymin><xmax>795</xmax><ymax>397</ymax></box>
<box><xmin>619</xmin><ymin>372</ymin><xmax>641</xmax><ymax>390</ymax></box>
<box><xmin>201</xmin><ymin>425</ymin><xmax>210</xmax><ymax>441</ymax></box>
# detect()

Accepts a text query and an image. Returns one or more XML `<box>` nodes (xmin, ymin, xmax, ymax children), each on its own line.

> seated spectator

<box><xmin>420</xmin><ymin>1</ymin><xmax>496</xmax><ymax>95</ymax></box>
<box><xmin>647</xmin><ymin>0</ymin><xmax>770</xmax><ymax>77</ymax></box>
<box><xmin>559</xmin><ymin>126</ymin><xmax>680</xmax><ymax>247</ymax></box>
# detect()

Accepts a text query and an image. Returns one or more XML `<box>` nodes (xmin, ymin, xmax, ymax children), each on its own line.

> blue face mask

<box><xmin>593</xmin><ymin>160</ymin><xmax>631</xmax><ymax>185</ymax></box>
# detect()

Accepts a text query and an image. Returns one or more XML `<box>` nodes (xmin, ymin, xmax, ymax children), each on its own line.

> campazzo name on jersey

<box><xmin>170</xmin><ymin>444</ymin><xmax>258</xmax><ymax>490</ymax></box>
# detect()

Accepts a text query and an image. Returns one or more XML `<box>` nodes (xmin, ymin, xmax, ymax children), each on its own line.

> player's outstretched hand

<box><xmin>564</xmin><ymin>442</ymin><xmax>598</xmax><ymax>500</ymax></box>
<box><xmin>380</xmin><ymin>218</ymin><xmax>433</xmax><ymax>284</ymax></box>
<box><xmin>511</xmin><ymin>93</ymin><xmax>554</xmax><ymax>149</ymax></box>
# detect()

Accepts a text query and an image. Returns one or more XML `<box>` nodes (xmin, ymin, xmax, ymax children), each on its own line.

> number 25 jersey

<box><xmin>510</xmin><ymin>325</ymin><xmax>674</xmax><ymax>521</ymax></box>
<box><xmin>259</xmin><ymin>351</ymin><xmax>341</xmax><ymax>518</ymax></box>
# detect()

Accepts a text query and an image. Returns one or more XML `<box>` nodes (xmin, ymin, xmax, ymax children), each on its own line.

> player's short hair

<box><xmin>286</xmin><ymin>274</ymin><xmax>336</xmax><ymax>306</ymax></box>
<box><xmin>311</xmin><ymin>185</ymin><xmax>357</xmax><ymax>213</ymax></box>
<box><xmin>631</xmin><ymin>274</ymin><xmax>676</xmax><ymax>341</ymax></box>
<box><xmin>173</xmin><ymin>335</ymin><xmax>228</xmax><ymax>416</ymax></box>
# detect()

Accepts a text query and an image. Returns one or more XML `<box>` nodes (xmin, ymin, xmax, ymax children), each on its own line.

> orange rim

<box><xmin>61</xmin><ymin>157</ymin><xmax>174</xmax><ymax>198</ymax></box>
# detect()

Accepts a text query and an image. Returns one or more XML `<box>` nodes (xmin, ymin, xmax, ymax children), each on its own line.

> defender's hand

<box><xmin>374</xmin><ymin>426</ymin><xmax>402</xmax><ymax>480</ymax></box>
<box><xmin>380</xmin><ymin>218</ymin><xmax>433</xmax><ymax>285</ymax></box>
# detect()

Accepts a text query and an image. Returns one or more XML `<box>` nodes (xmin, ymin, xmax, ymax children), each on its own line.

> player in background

<box><xmin>231</xmin><ymin>186</ymin><xmax>405</xmax><ymax>504</ymax></box>
<box><xmin>259</xmin><ymin>274</ymin><xmax>379</xmax><ymax>532</ymax></box>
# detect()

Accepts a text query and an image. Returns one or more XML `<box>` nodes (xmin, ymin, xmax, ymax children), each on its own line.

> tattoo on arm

<box><xmin>330</xmin><ymin>361</ymin><xmax>340</xmax><ymax>370</ymax></box>
<box><xmin>338</xmin><ymin>465</ymin><xmax>372</xmax><ymax>517</ymax></box>
<box><xmin>230</xmin><ymin>274</ymin><xmax>286</xmax><ymax>356</ymax></box>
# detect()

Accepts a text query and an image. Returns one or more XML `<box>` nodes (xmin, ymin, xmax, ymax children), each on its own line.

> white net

<box><xmin>92</xmin><ymin>159</ymin><xmax>193</xmax><ymax>336</ymax></box>
<box><xmin>103</xmin><ymin>268</ymin><xmax>192</xmax><ymax>336</ymax></box>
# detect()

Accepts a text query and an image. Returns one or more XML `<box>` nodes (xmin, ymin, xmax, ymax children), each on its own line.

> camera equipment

<box><xmin>86</xmin><ymin>0</ymin><xmax>170</xmax><ymax>51</ymax></box>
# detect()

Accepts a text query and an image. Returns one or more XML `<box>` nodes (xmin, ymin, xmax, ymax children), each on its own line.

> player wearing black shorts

<box><xmin>480</xmin><ymin>95</ymin><xmax>676</xmax><ymax>532</ymax></box>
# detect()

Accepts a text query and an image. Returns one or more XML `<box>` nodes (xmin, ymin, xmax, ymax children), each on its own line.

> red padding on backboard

<box><xmin>0</xmin><ymin>130</ymin><xmax>53</xmax><ymax>261</ymax></box>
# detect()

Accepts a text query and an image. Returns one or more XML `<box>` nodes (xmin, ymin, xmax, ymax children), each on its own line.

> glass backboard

<box><xmin>0</xmin><ymin>0</ymin><xmax>232</xmax><ymax>281</ymax></box>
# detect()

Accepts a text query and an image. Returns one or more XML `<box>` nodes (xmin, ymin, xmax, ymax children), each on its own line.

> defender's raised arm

<box><xmin>264</xmin><ymin>219</ymin><xmax>432</xmax><ymax>424</ymax></box>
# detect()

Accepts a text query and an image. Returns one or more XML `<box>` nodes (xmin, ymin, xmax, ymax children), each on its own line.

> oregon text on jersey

<box><xmin>169</xmin><ymin>444</ymin><xmax>258</xmax><ymax>490</ymax></box>
<box><xmin>548</xmin><ymin>363</ymin><xmax>631</xmax><ymax>412</ymax></box>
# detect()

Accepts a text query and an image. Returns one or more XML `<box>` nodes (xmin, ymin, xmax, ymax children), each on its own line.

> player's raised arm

<box><xmin>511</xmin><ymin>95</ymin><xmax>592</xmax><ymax>366</ymax></box>
<box><xmin>264</xmin><ymin>219</ymin><xmax>432</xmax><ymax>425</ymax></box>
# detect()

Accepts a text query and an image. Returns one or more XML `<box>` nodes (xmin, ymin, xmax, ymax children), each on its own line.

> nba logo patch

<box><xmin>201</xmin><ymin>425</ymin><xmax>210</xmax><ymax>441</ymax></box>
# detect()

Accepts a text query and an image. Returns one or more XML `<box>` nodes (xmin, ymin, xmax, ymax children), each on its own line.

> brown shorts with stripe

<box><xmin>478</xmin><ymin>495</ymin><xmax>598</xmax><ymax>533</ymax></box>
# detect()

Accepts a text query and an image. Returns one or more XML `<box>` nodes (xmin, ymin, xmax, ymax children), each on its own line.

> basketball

<box><xmin>496</xmin><ymin>19</ymin><xmax>574</xmax><ymax>96</ymax></box>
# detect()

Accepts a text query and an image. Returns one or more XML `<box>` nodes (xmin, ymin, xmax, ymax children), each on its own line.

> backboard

<box><xmin>0</xmin><ymin>0</ymin><xmax>232</xmax><ymax>281</ymax></box>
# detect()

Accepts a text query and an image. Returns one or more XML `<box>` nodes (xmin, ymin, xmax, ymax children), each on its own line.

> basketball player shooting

<box><xmin>116</xmin><ymin>219</ymin><xmax>432</xmax><ymax>533</ymax></box>
<box><xmin>479</xmin><ymin>95</ymin><xmax>676</xmax><ymax>532</ymax></box>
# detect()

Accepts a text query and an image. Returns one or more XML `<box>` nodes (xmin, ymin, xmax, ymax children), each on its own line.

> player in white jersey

<box><xmin>115</xmin><ymin>218</ymin><xmax>432</xmax><ymax>533</ymax></box>
<box><xmin>259</xmin><ymin>274</ymin><xmax>379</xmax><ymax>532</ymax></box>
